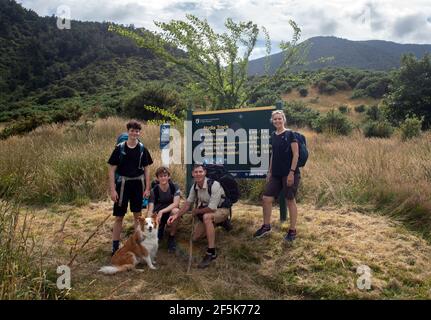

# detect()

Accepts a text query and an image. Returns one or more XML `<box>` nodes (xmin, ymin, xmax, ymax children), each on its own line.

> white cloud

<box><xmin>18</xmin><ymin>0</ymin><xmax>431</xmax><ymax>57</ymax></box>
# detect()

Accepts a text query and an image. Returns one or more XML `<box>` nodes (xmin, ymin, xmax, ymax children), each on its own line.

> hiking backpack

<box><xmin>197</xmin><ymin>163</ymin><xmax>240</xmax><ymax>208</ymax></box>
<box><xmin>114</xmin><ymin>132</ymin><xmax>145</xmax><ymax>182</ymax></box>
<box><xmin>280</xmin><ymin>130</ymin><xmax>309</xmax><ymax>168</ymax></box>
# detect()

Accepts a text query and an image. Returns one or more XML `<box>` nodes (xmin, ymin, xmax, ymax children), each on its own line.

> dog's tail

<box><xmin>98</xmin><ymin>264</ymin><xmax>134</xmax><ymax>275</ymax></box>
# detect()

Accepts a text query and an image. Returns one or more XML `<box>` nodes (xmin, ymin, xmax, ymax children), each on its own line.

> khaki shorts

<box><xmin>195</xmin><ymin>207</ymin><xmax>230</xmax><ymax>224</ymax></box>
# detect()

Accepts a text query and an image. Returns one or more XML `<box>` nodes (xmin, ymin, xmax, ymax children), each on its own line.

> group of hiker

<box><xmin>107</xmin><ymin>109</ymin><xmax>304</xmax><ymax>269</ymax></box>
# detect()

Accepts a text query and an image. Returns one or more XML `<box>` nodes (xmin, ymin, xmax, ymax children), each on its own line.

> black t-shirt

<box><xmin>270</xmin><ymin>130</ymin><xmax>300</xmax><ymax>177</ymax></box>
<box><xmin>149</xmin><ymin>183</ymin><xmax>181</xmax><ymax>213</ymax></box>
<box><xmin>108</xmin><ymin>142</ymin><xmax>153</xmax><ymax>178</ymax></box>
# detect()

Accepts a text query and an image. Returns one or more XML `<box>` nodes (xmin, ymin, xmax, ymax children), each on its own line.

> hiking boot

<box><xmin>253</xmin><ymin>224</ymin><xmax>271</xmax><ymax>238</ymax></box>
<box><xmin>219</xmin><ymin>219</ymin><xmax>233</xmax><ymax>231</ymax></box>
<box><xmin>284</xmin><ymin>229</ymin><xmax>297</xmax><ymax>242</ymax></box>
<box><xmin>167</xmin><ymin>236</ymin><xmax>176</xmax><ymax>253</ymax></box>
<box><xmin>197</xmin><ymin>253</ymin><xmax>217</xmax><ymax>269</ymax></box>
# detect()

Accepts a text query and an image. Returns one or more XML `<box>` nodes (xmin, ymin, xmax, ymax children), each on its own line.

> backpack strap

<box><xmin>207</xmin><ymin>178</ymin><xmax>214</xmax><ymax>197</ymax></box>
<box><xmin>138</xmin><ymin>142</ymin><xmax>144</xmax><ymax>169</ymax></box>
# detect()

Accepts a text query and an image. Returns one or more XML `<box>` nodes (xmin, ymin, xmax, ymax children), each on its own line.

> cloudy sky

<box><xmin>18</xmin><ymin>0</ymin><xmax>431</xmax><ymax>59</ymax></box>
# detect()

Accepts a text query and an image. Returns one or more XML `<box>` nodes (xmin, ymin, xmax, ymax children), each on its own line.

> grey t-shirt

<box><xmin>149</xmin><ymin>183</ymin><xmax>180</xmax><ymax>213</ymax></box>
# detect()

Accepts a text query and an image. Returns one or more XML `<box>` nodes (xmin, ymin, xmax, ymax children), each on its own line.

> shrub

<box><xmin>351</xmin><ymin>89</ymin><xmax>367</xmax><ymax>99</ymax></box>
<box><xmin>338</xmin><ymin>105</ymin><xmax>350</xmax><ymax>114</ymax></box>
<box><xmin>312</xmin><ymin>110</ymin><xmax>353</xmax><ymax>135</ymax></box>
<box><xmin>354</xmin><ymin>105</ymin><xmax>367</xmax><ymax>113</ymax></box>
<box><xmin>317</xmin><ymin>80</ymin><xmax>337</xmax><ymax>95</ymax></box>
<box><xmin>363</xmin><ymin>120</ymin><xmax>394</xmax><ymax>138</ymax></box>
<box><xmin>298</xmin><ymin>87</ymin><xmax>309</xmax><ymax>97</ymax></box>
<box><xmin>123</xmin><ymin>82</ymin><xmax>185</xmax><ymax>120</ymax></box>
<box><xmin>253</xmin><ymin>93</ymin><xmax>280</xmax><ymax>107</ymax></box>
<box><xmin>365</xmin><ymin>105</ymin><xmax>382</xmax><ymax>121</ymax></box>
<box><xmin>51</xmin><ymin>105</ymin><xmax>82</xmax><ymax>123</ymax></box>
<box><xmin>284</xmin><ymin>101</ymin><xmax>320</xmax><ymax>128</ymax></box>
<box><xmin>0</xmin><ymin>114</ymin><xmax>50</xmax><ymax>139</ymax></box>
<box><xmin>53</xmin><ymin>86</ymin><xmax>77</xmax><ymax>99</ymax></box>
<box><xmin>330</xmin><ymin>79</ymin><xmax>350</xmax><ymax>91</ymax></box>
<box><xmin>400</xmin><ymin>116</ymin><xmax>423</xmax><ymax>140</ymax></box>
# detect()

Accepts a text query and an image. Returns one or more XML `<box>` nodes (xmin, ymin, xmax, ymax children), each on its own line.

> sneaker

<box><xmin>167</xmin><ymin>236</ymin><xmax>176</xmax><ymax>253</ymax></box>
<box><xmin>253</xmin><ymin>224</ymin><xmax>271</xmax><ymax>238</ymax></box>
<box><xmin>284</xmin><ymin>229</ymin><xmax>297</xmax><ymax>242</ymax></box>
<box><xmin>197</xmin><ymin>252</ymin><xmax>217</xmax><ymax>269</ymax></box>
<box><xmin>219</xmin><ymin>219</ymin><xmax>233</xmax><ymax>231</ymax></box>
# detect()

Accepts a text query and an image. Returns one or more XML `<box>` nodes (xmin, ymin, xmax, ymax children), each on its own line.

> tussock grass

<box><xmin>0</xmin><ymin>200</ymin><xmax>66</xmax><ymax>299</ymax></box>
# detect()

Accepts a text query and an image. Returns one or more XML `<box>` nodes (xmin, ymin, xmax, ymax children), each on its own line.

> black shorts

<box><xmin>113</xmin><ymin>180</ymin><xmax>143</xmax><ymax>216</ymax></box>
<box><xmin>263</xmin><ymin>174</ymin><xmax>301</xmax><ymax>200</ymax></box>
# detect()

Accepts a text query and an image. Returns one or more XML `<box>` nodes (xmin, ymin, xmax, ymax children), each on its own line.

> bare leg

<box><xmin>262</xmin><ymin>195</ymin><xmax>274</xmax><ymax>225</ymax></box>
<box><xmin>203</xmin><ymin>213</ymin><xmax>216</xmax><ymax>248</ymax></box>
<box><xmin>113</xmin><ymin>216</ymin><xmax>124</xmax><ymax>241</ymax></box>
<box><xmin>287</xmin><ymin>199</ymin><xmax>298</xmax><ymax>230</ymax></box>
<box><xmin>192</xmin><ymin>221</ymin><xmax>206</xmax><ymax>241</ymax></box>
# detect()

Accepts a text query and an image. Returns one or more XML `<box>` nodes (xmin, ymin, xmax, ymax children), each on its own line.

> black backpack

<box><xmin>199</xmin><ymin>163</ymin><xmax>240</xmax><ymax>208</ymax></box>
<box><xmin>276</xmin><ymin>130</ymin><xmax>309</xmax><ymax>168</ymax></box>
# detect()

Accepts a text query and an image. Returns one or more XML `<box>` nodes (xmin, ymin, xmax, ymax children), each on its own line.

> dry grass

<box><xmin>0</xmin><ymin>117</ymin><xmax>185</xmax><ymax>205</ymax></box>
<box><xmin>301</xmin><ymin>130</ymin><xmax>431</xmax><ymax>239</ymax></box>
<box><xmin>27</xmin><ymin>200</ymin><xmax>431</xmax><ymax>299</ymax></box>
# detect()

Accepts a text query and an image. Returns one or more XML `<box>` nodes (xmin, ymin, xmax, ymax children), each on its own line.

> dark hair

<box><xmin>192</xmin><ymin>164</ymin><xmax>206</xmax><ymax>171</ymax></box>
<box><xmin>155</xmin><ymin>166</ymin><xmax>171</xmax><ymax>177</ymax></box>
<box><xmin>126</xmin><ymin>120</ymin><xmax>142</xmax><ymax>131</ymax></box>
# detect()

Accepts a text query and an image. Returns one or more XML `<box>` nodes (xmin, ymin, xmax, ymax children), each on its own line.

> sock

<box><xmin>112</xmin><ymin>240</ymin><xmax>120</xmax><ymax>253</ymax></box>
<box><xmin>207</xmin><ymin>247</ymin><xmax>216</xmax><ymax>256</ymax></box>
<box><xmin>264</xmin><ymin>224</ymin><xmax>271</xmax><ymax>229</ymax></box>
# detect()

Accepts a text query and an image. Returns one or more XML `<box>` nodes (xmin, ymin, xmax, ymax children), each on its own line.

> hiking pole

<box><xmin>186</xmin><ymin>215</ymin><xmax>196</xmax><ymax>275</ymax></box>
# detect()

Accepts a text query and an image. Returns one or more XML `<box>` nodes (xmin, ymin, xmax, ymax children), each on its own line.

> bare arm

<box><xmin>144</xmin><ymin>166</ymin><xmax>151</xmax><ymax>196</ymax></box>
<box><xmin>290</xmin><ymin>142</ymin><xmax>299</xmax><ymax>172</ymax></box>
<box><xmin>108</xmin><ymin>165</ymin><xmax>118</xmax><ymax>202</ymax></box>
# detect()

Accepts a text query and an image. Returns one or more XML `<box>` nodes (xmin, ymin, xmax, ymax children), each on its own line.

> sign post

<box><xmin>160</xmin><ymin>123</ymin><xmax>170</xmax><ymax>167</ymax></box>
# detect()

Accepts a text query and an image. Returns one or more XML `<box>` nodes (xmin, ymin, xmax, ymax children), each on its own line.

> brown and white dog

<box><xmin>99</xmin><ymin>216</ymin><xmax>159</xmax><ymax>275</ymax></box>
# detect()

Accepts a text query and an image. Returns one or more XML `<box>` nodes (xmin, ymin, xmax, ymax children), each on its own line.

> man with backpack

<box><xmin>108</xmin><ymin>120</ymin><xmax>153</xmax><ymax>256</ymax></box>
<box><xmin>167</xmin><ymin>164</ymin><xmax>234</xmax><ymax>269</ymax></box>
<box><xmin>147</xmin><ymin>166</ymin><xmax>181</xmax><ymax>253</ymax></box>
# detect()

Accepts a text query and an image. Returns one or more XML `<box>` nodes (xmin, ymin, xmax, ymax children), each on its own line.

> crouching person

<box><xmin>167</xmin><ymin>164</ymin><xmax>229</xmax><ymax>269</ymax></box>
<box><xmin>148</xmin><ymin>166</ymin><xmax>181</xmax><ymax>253</ymax></box>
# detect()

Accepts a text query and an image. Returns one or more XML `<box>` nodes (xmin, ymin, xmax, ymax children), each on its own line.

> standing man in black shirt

<box><xmin>108</xmin><ymin>120</ymin><xmax>153</xmax><ymax>255</ymax></box>
<box><xmin>253</xmin><ymin>110</ymin><xmax>300</xmax><ymax>242</ymax></box>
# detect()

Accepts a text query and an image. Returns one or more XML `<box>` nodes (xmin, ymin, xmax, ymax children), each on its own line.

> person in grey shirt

<box><xmin>148</xmin><ymin>167</ymin><xmax>181</xmax><ymax>253</ymax></box>
<box><xmin>168</xmin><ymin>164</ymin><xmax>229</xmax><ymax>269</ymax></box>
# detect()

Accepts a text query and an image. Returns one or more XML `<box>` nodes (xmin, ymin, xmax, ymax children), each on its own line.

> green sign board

<box><xmin>191</xmin><ymin>106</ymin><xmax>276</xmax><ymax>178</ymax></box>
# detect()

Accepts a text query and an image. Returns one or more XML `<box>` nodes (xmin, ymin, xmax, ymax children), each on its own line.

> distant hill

<box><xmin>248</xmin><ymin>36</ymin><xmax>431</xmax><ymax>75</ymax></box>
<box><xmin>0</xmin><ymin>0</ymin><xmax>189</xmax><ymax>121</ymax></box>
